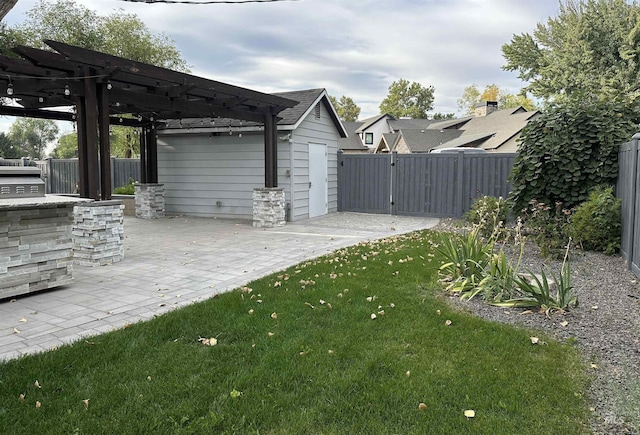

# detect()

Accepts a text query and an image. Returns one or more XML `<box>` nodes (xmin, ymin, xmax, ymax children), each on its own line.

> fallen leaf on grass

<box><xmin>377</xmin><ymin>310</ymin><xmax>385</xmax><ymax>316</ymax></box>
<box><xmin>305</xmin><ymin>302</ymin><xmax>315</xmax><ymax>309</ymax></box>
<box><xmin>370</xmin><ymin>313</ymin><xmax>377</xmax><ymax>320</ymax></box>
<box><xmin>267</xmin><ymin>332</ymin><xmax>275</xmax><ymax>337</ymax></box>
<box><xmin>35</xmin><ymin>401</ymin><xmax>41</xmax><ymax>409</ymax></box>
<box><xmin>230</xmin><ymin>389</ymin><xmax>242</xmax><ymax>398</ymax></box>
<box><xmin>445</xmin><ymin>320</ymin><xmax>452</xmax><ymax>326</ymax></box>
<box><xmin>530</xmin><ymin>337</ymin><xmax>539</xmax><ymax>345</ymax></box>
<box><xmin>328</xmin><ymin>349</ymin><xmax>334</xmax><ymax>355</ymax></box>
<box><xmin>147</xmin><ymin>376</ymin><xmax>152</xmax><ymax>381</ymax></box>
<box><xmin>418</xmin><ymin>403</ymin><xmax>427</xmax><ymax>411</ymax></box>
<box><xmin>406</xmin><ymin>371</ymin><xmax>411</xmax><ymax>377</ymax></box>
<box><xmin>18</xmin><ymin>393</ymin><xmax>25</xmax><ymax>402</ymax></box>
<box><xmin>464</xmin><ymin>409</ymin><xmax>475</xmax><ymax>418</ymax></box>
<box><xmin>319</xmin><ymin>299</ymin><xmax>326</xmax><ymax>305</ymax></box>
<box><xmin>198</xmin><ymin>337</ymin><xmax>218</xmax><ymax>346</ymax></box>
<box><xmin>83</xmin><ymin>399</ymin><xmax>89</xmax><ymax>410</ymax></box>
<box><xmin>34</xmin><ymin>380</ymin><xmax>41</xmax><ymax>389</ymax></box>
<box><xmin>436</xmin><ymin>310</ymin><xmax>441</xmax><ymax>315</ymax></box>
<box><xmin>248</xmin><ymin>309</ymin><xmax>254</xmax><ymax>315</ymax></box>
<box><xmin>271</xmin><ymin>312</ymin><xmax>278</xmax><ymax>319</ymax></box>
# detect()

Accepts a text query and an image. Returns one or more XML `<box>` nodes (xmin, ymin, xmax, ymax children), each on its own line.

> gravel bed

<box><xmin>433</xmin><ymin>220</ymin><xmax>640</xmax><ymax>434</ymax></box>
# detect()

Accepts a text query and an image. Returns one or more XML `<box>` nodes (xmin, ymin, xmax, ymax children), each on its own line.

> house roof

<box><xmin>430</xmin><ymin>132</ymin><xmax>496</xmax><ymax>150</ymax></box>
<box><xmin>355</xmin><ymin>113</ymin><xmax>394</xmax><ymax>133</ymax></box>
<box><xmin>397</xmin><ymin>128</ymin><xmax>464</xmax><ymax>153</ymax></box>
<box><xmin>159</xmin><ymin>88</ymin><xmax>347</xmax><ymax>138</ymax></box>
<box><xmin>427</xmin><ymin>117</ymin><xmax>473</xmax><ymax>130</ymax></box>
<box><xmin>339</xmin><ymin>121</ymin><xmax>369</xmax><ymax>151</ymax></box>
<box><xmin>387</xmin><ymin>118</ymin><xmax>436</xmax><ymax>132</ymax></box>
<box><xmin>373</xmin><ymin>132</ymin><xmax>399</xmax><ymax>153</ymax></box>
<box><xmin>448</xmin><ymin>107</ymin><xmax>538</xmax><ymax>150</ymax></box>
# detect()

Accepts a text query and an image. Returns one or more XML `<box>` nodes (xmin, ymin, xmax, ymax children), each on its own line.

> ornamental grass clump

<box><xmin>437</xmin><ymin>228</ymin><xmax>492</xmax><ymax>295</ymax></box>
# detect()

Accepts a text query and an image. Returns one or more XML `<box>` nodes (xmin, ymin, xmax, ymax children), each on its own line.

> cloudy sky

<box><xmin>3</xmin><ymin>0</ymin><xmax>560</xmax><ymax>133</ymax></box>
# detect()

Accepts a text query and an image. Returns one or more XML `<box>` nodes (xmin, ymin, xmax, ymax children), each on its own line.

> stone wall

<box><xmin>0</xmin><ymin>203</ymin><xmax>75</xmax><ymax>299</ymax></box>
<box><xmin>135</xmin><ymin>183</ymin><xmax>165</xmax><ymax>219</ymax></box>
<box><xmin>73</xmin><ymin>200</ymin><xmax>124</xmax><ymax>267</ymax></box>
<box><xmin>253</xmin><ymin>187</ymin><xmax>285</xmax><ymax>228</ymax></box>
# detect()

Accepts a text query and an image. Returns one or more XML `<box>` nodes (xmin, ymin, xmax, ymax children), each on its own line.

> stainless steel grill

<box><xmin>0</xmin><ymin>166</ymin><xmax>45</xmax><ymax>199</ymax></box>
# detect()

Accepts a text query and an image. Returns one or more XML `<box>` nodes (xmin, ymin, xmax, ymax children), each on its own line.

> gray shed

<box><xmin>156</xmin><ymin>88</ymin><xmax>347</xmax><ymax>221</ymax></box>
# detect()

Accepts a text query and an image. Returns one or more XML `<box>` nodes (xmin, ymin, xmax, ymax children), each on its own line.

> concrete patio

<box><xmin>0</xmin><ymin>212</ymin><xmax>439</xmax><ymax>361</ymax></box>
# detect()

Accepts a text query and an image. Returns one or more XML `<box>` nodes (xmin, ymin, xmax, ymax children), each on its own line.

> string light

<box><xmin>6</xmin><ymin>83</ymin><xmax>13</xmax><ymax>96</ymax></box>
<box><xmin>64</xmin><ymin>85</ymin><xmax>70</xmax><ymax>96</ymax></box>
<box><xmin>106</xmin><ymin>81</ymin><xmax>113</xmax><ymax>90</ymax></box>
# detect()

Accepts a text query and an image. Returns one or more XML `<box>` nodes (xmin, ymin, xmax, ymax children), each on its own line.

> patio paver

<box><xmin>0</xmin><ymin>212</ymin><xmax>438</xmax><ymax>361</ymax></box>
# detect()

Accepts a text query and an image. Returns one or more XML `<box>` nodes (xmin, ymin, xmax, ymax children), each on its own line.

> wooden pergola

<box><xmin>0</xmin><ymin>40</ymin><xmax>297</xmax><ymax>199</ymax></box>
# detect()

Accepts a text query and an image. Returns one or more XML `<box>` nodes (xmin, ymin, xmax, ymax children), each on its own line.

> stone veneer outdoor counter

<box><xmin>0</xmin><ymin>195</ymin><xmax>89</xmax><ymax>299</ymax></box>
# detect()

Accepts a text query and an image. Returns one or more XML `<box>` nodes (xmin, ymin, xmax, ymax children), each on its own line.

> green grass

<box><xmin>0</xmin><ymin>231</ymin><xmax>590</xmax><ymax>434</ymax></box>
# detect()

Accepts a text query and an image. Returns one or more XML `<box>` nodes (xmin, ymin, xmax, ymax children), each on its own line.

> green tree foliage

<box><xmin>328</xmin><ymin>95</ymin><xmax>361</xmax><ymax>122</ymax></box>
<box><xmin>50</xmin><ymin>133</ymin><xmax>77</xmax><ymax>158</ymax></box>
<box><xmin>379</xmin><ymin>79</ymin><xmax>435</xmax><ymax>119</ymax></box>
<box><xmin>457</xmin><ymin>84</ymin><xmax>537</xmax><ymax>116</ymax></box>
<box><xmin>0</xmin><ymin>131</ymin><xmax>25</xmax><ymax>158</ymax></box>
<box><xmin>432</xmin><ymin>112</ymin><xmax>456</xmax><ymax>120</ymax></box>
<box><xmin>50</xmin><ymin>126</ymin><xmax>139</xmax><ymax>159</ymax></box>
<box><xmin>9</xmin><ymin>118</ymin><xmax>59</xmax><ymax>159</ymax></box>
<box><xmin>4</xmin><ymin>0</ymin><xmax>189</xmax><ymax>72</ymax></box>
<box><xmin>509</xmin><ymin>99</ymin><xmax>639</xmax><ymax>213</ymax></box>
<box><xmin>502</xmin><ymin>0</ymin><xmax>640</xmax><ymax>102</ymax></box>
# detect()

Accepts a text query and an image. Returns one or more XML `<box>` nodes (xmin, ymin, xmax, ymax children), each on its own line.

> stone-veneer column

<box><xmin>73</xmin><ymin>200</ymin><xmax>124</xmax><ymax>267</ymax></box>
<box><xmin>135</xmin><ymin>183</ymin><xmax>165</xmax><ymax>219</ymax></box>
<box><xmin>0</xmin><ymin>200</ymin><xmax>80</xmax><ymax>299</ymax></box>
<box><xmin>253</xmin><ymin>187</ymin><xmax>285</xmax><ymax>228</ymax></box>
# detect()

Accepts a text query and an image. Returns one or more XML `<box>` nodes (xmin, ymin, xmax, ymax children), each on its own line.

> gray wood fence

<box><xmin>36</xmin><ymin>158</ymin><xmax>140</xmax><ymax>194</ymax></box>
<box><xmin>618</xmin><ymin>134</ymin><xmax>640</xmax><ymax>278</ymax></box>
<box><xmin>338</xmin><ymin>151</ymin><xmax>517</xmax><ymax>218</ymax></box>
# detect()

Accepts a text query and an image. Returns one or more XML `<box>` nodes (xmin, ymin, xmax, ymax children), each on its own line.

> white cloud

<box><xmin>3</xmin><ymin>0</ymin><xmax>560</xmax><ymax>123</ymax></box>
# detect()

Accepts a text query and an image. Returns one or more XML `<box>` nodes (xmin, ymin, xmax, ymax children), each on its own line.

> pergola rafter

<box><xmin>0</xmin><ymin>40</ymin><xmax>296</xmax><ymax>199</ymax></box>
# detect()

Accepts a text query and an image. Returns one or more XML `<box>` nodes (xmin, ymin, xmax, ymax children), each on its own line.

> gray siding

<box><xmin>289</xmin><ymin>102</ymin><xmax>340</xmax><ymax>220</ymax></box>
<box><xmin>157</xmin><ymin>133</ymin><xmax>292</xmax><ymax>219</ymax></box>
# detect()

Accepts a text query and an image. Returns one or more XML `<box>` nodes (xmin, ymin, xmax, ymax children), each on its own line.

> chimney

<box><xmin>474</xmin><ymin>101</ymin><xmax>498</xmax><ymax>117</ymax></box>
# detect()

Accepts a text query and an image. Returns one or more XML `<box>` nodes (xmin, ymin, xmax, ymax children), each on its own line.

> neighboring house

<box><xmin>355</xmin><ymin>114</ymin><xmax>394</xmax><ymax>150</ymax></box>
<box><xmin>338</xmin><ymin>121</ymin><xmax>370</xmax><ymax>154</ymax></box>
<box><xmin>384</xmin><ymin>129</ymin><xmax>464</xmax><ymax>153</ymax></box>
<box><xmin>156</xmin><ymin>88</ymin><xmax>347</xmax><ymax>221</ymax></box>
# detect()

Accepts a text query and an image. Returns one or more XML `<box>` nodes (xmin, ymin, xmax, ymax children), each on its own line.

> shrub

<box><xmin>114</xmin><ymin>178</ymin><xmax>136</xmax><ymax>195</ymax></box>
<box><xmin>466</xmin><ymin>195</ymin><xmax>508</xmax><ymax>239</ymax></box>
<box><xmin>522</xmin><ymin>199</ymin><xmax>572</xmax><ymax>259</ymax></box>
<box><xmin>509</xmin><ymin>99</ymin><xmax>639</xmax><ymax>213</ymax></box>
<box><xmin>568</xmin><ymin>186</ymin><xmax>621</xmax><ymax>255</ymax></box>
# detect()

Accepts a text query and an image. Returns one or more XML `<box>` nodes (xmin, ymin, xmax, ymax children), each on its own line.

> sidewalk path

<box><xmin>0</xmin><ymin>212</ymin><xmax>438</xmax><ymax>361</ymax></box>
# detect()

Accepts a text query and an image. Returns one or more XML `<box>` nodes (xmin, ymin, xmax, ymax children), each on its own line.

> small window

<box><xmin>365</xmin><ymin>132</ymin><xmax>373</xmax><ymax>145</ymax></box>
<box><xmin>315</xmin><ymin>103</ymin><xmax>321</xmax><ymax>119</ymax></box>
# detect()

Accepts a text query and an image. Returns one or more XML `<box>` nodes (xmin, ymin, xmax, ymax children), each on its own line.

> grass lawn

<box><xmin>0</xmin><ymin>230</ymin><xmax>590</xmax><ymax>434</ymax></box>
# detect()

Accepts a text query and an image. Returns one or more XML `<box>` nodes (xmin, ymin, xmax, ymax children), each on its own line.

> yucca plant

<box><xmin>437</xmin><ymin>228</ymin><xmax>492</xmax><ymax>295</ymax></box>
<box><xmin>492</xmin><ymin>241</ymin><xmax>578</xmax><ymax>313</ymax></box>
<box><xmin>472</xmin><ymin>250</ymin><xmax>520</xmax><ymax>302</ymax></box>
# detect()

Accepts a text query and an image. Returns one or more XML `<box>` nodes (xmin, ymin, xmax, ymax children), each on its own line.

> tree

<box><xmin>502</xmin><ymin>0</ymin><xmax>640</xmax><ymax>102</ymax></box>
<box><xmin>328</xmin><ymin>95</ymin><xmax>361</xmax><ymax>122</ymax></box>
<box><xmin>509</xmin><ymin>98</ymin><xmax>639</xmax><ymax>213</ymax></box>
<box><xmin>4</xmin><ymin>0</ymin><xmax>189</xmax><ymax>72</ymax></box>
<box><xmin>50</xmin><ymin>133</ymin><xmax>77</xmax><ymax>158</ymax></box>
<box><xmin>50</xmin><ymin>126</ymin><xmax>140</xmax><ymax>159</ymax></box>
<box><xmin>9</xmin><ymin>118</ymin><xmax>59</xmax><ymax>159</ymax></box>
<box><xmin>0</xmin><ymin>131</ymin><xmax>25</xmax><ymax>158</ymax></box>
<box><xmin>432</xmin><ymin>113</ymin><xmax>455</xmax><ymax>120</ymax></box>
<box><xmin>457</xmin><ymin>84</ymin><xmax>537</xmax><ymax>116</ymax></box>
<box><xmin>379</xmin><ymin>79</ymin><xmax>435</xmax><ymax>119</ymax></box>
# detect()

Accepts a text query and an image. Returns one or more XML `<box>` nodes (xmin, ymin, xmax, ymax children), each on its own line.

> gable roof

<box><xmin>159</xmin><ymin>88</ymin><xmax>347</xmax><ymax>138</ymax></box>
<box><xmin>339</xmin><ymin>121</ymin><xmax>369</xmax><ymax>152</ymax></box>
<box><xmin>447</xmin><ymin>107</ymin><xmax>538</xmax><ymax>150</ymax></box>
<box><xmin>355</xmin><ymin>113</ymin><xmax>394</xmax><ymax>133</ymax></box>
<box><xmin>396</xmin><ymin>129</ymin><xmax>464</xmax><ymax>153</ymax></box>
<box><xmin>374</xmin><ymin>132</ymin><xmax>400</xmax><ymax>153</ymax></box>
<box><xmin>387</xmin><ymin>118</ymin><xmax>436</xmax><ymax>132</ymax></box>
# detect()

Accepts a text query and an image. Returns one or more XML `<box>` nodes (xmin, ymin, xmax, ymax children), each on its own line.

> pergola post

<box><xmin>82</xmin><ymin>74</ymin><xmax>100</xmax><ymax>200</ymax></box>
<box><xmin>97</xmin><ymin>82</ymin><xmax>111</xmax><ymax>200</ymax></box>
<box><xmin>264</xmin><ymin>107</ymin><xmax>278</xmax><ymax>188</ymax></box>
<box><xmin>75</xmin><ymin>96</ymin><xmax>89</xmax><ymax>198</ymax></box>
<box><xmin>146</xmin><ymin>123</ymin><xmax>158</xmax><ymax>183</ymax></box>
<box><xmin>139</xmin><ymin>125</ymin><xmax>148</xmax><ymax>183</ymax></box>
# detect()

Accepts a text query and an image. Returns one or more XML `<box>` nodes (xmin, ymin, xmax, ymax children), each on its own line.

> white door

<box><xmin>308</xmin><ymin>143</ymin><xmax>327</xmax><ymax>218</ymax></box>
